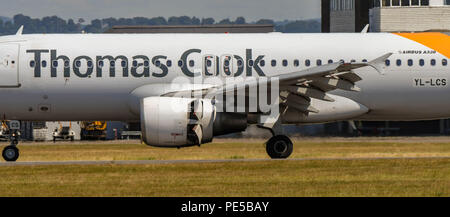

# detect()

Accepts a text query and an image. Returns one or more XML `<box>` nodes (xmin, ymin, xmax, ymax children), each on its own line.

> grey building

<box><xmin>322</xmin><ymin>0</ymin><xmax>450</xmax><ymax>33</ymax></box>
<box><xmin>105</xmin><ymin>24</ymin><xmax>274</xmax><ymax>34</ymax></box>
<box><xmin>321</xmin><ymin>0</ymin><xmax>450</xmax><ymax>136</ymax></box>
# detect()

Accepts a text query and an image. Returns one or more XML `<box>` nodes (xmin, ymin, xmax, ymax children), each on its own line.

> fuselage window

<box><xmin>271</xmin><ymin>60</ymin><xmax>277</xmax><ymax>67</ymax></box>
<box><xmin>317</xmin><ymin>59</ymin><xmax>322</xmax><ymax>66</ymax></box>
<box><xmin>132</xmin><ymin>60</ymin><xmax>138</xmax><ymax>67</ymax></box>
<box><xmin>408</xmin><ymin>59</ymin><xmax>413</xmax><ymax>66</ymax></box>
<box><xmin>282</xmin><ymin>60</ymin><xmax>288</xmax><ymax>67</ymax></box>
<box><xmin>30</xmin><ymin>60</ymin><xmax>35</xmax><ymax>68</ymax></box>
<box><xmin>328</xmin><ymin>59</ymin><xmax>334</xmax><ymax>64</ymax></box>
<box><xmin>419</xmin><ymin>59</ymin><xmax>425</xmax><ymax>66</ymax></box>
<box><xmin>121</xmin><ymin>61</ymin><xmax>127</xmax><ymax>68</ymax></box>
<box><xmin>178</xmin><ymin>60</ymin><xmax>184</xmax><ymax>67</ymax></box>
<box><xmin>110</xmin><ymin>61</ymin><xmax>115</xmax><ymax>68</ymax></box>
<box><xmin>351</xmin><ymin>59</ymin><xmax>356</xmax><ymax>63</ymax></box>
<box><xmin>52</xmin><ymin>60</ymin><xmax>58</xmax><ymax>68</ymax></box>
<box><xmin>98</xmin><ymin>60</ymin><xmax>104</xmax><ymax>68</ymax></box>
<box><xmin>294</xmin><ymin>59</ymin><xmax>300</xmax><ymax>67</ymax></box>
<box><xmin>167</xmin><ymin>60</ymin><xmax>172</xmax><ymax>67</ymax></box>
<box><xmin>362</xmin><ymin>59</ymin><xmax>368</xmax><ymax>63</ymax></box>
<box><xmin>430</xmin><ymin>59</ymin><xmax>436</xmax><ymax>66</ymax></box>
<box><xmin>144</xmin><ymin>60</ymin><xmax>150</xmax><ymax>68</ymax></box>
<box><xmin>248</xmin><ymin>60</ymin><xmax>254</xmax><ymax>67</ymax></box>
<box><xmin>305</xmin><ymin>60</ymin><xmax>311</xmax><ymax>67</ymax></box>
<box><xmin>206</xmin><ymin>59</ymin><xmax>212</xmax><ymax>67</ymax></box>
<box><xmin>155</xmin><ymin>60</ymin><xmax>161</xmax><ymax>67</ymax></box>
<box><xmin>385</xmin><ymin>59</ymin><xmax>390</xmax><ymax>66</ymax></box>
<box><xmin>396</xmin><ymin>59</ymin><xmax>402</xmax><ymax>66</ymax></box>
<box><xmin>189</xmin><ymin>60</ymin><xmax>195</xmax><ymax>67</ymax></box>
<box><xmin>260</xmin><ymin>60</ymin><xmax>265</xmax><ymax>67</ymax></box>
<box><xmin>87</xmin><ymin>60</ymin><xmax>93</xmax><ymax>68</ymax></box>
<box><xmin>237</xmin><ymin>59</ymin><xmax>244</xmax><ymax>67</ymax></box>
<box><xmin>42</xmin><ymin>60</ymin><xmax>47</xmax><ymax>68</ymax></box>
<box><xmin>65</xmin><ymin>60</ymin><xmax>70</xmax><ymax>68</ymax></box>
<box><xmin>443</xmin><ymin>59</ymin><xmax>448</xmax><ymax>66</ymax></box>
<box><xmin>75</xmin><ymin>60</ymin><xmax>81</xmax><ymax>68</ymax></box>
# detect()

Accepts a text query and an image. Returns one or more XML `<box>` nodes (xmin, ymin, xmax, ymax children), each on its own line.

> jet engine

<box><xmin>140</xmin><ymin>97</ymin><xmax>247</xmax><ymax>148</ymax></box>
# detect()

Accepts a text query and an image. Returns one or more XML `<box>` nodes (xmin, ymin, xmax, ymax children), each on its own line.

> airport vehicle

<box><xmin>52</xmin><ymin>122</ymin><xmax>75</xmax><ymax>142</ymax></box>
<box><xmin>80</xmin><ymin>121</ymin><xmax>107</xmax><ymax>140</ymax></box>
<box><xmin>0</xmin><ymin>121</ymin><xmax>10</xmax><ymax>141</ymax></box>
<box><xmin>0</xmin><ymin>27</ymin><xmax>449</xmax><ymax>161</ymax></box>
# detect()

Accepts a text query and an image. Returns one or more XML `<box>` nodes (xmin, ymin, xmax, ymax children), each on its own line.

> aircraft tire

<box><xmin>266</xmin><ymin>135</ymin><xmax>293</xmax><ymax>159</ymax></box>
<box><xmin>2</xmin><ymin>145</ymin><xmax>19</xmax><ymax>162</ymax></box>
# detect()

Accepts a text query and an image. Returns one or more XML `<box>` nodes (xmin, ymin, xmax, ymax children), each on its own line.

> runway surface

<box><xmin>0</xmin><ymin>156</ymin><xmax>448</xmax><ymax>166</ymax></box>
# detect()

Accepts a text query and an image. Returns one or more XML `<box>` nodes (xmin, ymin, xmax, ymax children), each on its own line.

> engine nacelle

<box><xmin>140</xmin><ymin>97</ymin><xmax>247</xmax><ymax>148</ymax></box>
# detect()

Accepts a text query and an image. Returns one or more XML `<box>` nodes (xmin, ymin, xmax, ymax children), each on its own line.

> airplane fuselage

<box><xmin>0</xmin><ymin>32</ymin><xmax>449</xmax><ymax>122</ymax></box>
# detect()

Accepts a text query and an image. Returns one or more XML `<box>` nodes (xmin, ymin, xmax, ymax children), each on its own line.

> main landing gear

<box><xmin>266</xmin><ymin>135</ymin><xmax>293</xmax><ymax>159</ymax></box>
<box><xmin>259</xmin><ymin>116</ymin><xmax>293</xmax><ymax>159</ymax></box>
<box><xmin>2</xmin><ymin>121</ymin><xmax>20</xmax><ymax>162</ymax></box>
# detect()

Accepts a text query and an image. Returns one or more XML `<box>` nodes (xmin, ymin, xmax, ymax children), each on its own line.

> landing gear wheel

<box><xmin>2</xmin><ymin>146</ymin><xmax>19</xmax><ymax>162</ymax></box>
<box><xmin>266</xmin><ymin>135</ymin><xmax>293</xmax><ymax>159</ymax></box>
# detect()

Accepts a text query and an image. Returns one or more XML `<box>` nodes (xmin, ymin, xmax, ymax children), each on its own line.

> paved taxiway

<box><xmin>0</xmin><ymin>156</ymin><xmax>448</xmax><ymax>166</ymax></box>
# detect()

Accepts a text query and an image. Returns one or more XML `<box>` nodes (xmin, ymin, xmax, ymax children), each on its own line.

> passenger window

<box><xmin>443</xmin><ymin>59</ymin><xmax>448</xmax><ymax>66</ymax></box>
<box><xmin>42</xmin><ymin>60</ymin><xmax>47</xmax><ymax>68</ymax></box>
<box><xmin>237</xmin><ymin>59</ymin><xmax>244</xmax><ymax>67</ymax></box>
<box><xmin>396</xmin><ymin>59</ymin><xmax>402</xmax><ymax>66</ymax></box>
<box><xmin>132</xmin><ymin>60</ymin><xmax>138</xmax><ymax>67</ymax></box>
<box><xmin>282</xmin><ymin>60</ymin><xmax>288</xmax><ymax>67</ymax></box>
<box><xmin>52</xmin><ymin>60</ymin><xmax>58</xmax><ymax>68</ymax></box>
<box><xmin>271</xmin><ymin>60</ymin><xmax>277</xmax><ymax>67</ymax></box>
<box><xmin>155</xmin><ymin>60</ymin><xmax>161</xmax><ymax>67</ymax></box>
<box><xmin>189</xmin><ymin>60</ymin><xmax>195</xmax><ymax>67</ymax></box>
<box><xmin>98</xmin><ymin>60</ymin><xmax>104</xmax><ymax>67</ymax></box>
<box><xmin>317</xmin><ymin>60</ymin><xmax>322</xmax><ymax>66</ymax></box>
<box><xmin>75</xmin><ymin>60</ymin><xmax>81</xmax><ymax>68</ymax></box>
<box><xmin>65</xmin><ymin>60</ymin><xmax>70</xmax><ymax>68</ymax></box>
<box><xmin>431</xmin><ymin>59</ymin><xmax>436</xmax><ymax>66</ymax></box>
<box><xmin>121</xmin><ymin>61</ymin><xmax>127</xmax><ymax>67</ymax></box>
<box><xmin>144</xmin><ymin>60</ymin><xmax>150</xmax><ymax>68</ymax></box>
<box><xmin>110</xmin><ymin>61</ymin><xmax>115</xmax><ymax>68</ymax></box>
<box><xmin>294</xmin><ymin>59</ymin><xmax>300</xmax><ymax>67</ymax></box>
<box><xmin>30</xmin><ymin>61</ymin><xmax>35</xmax><ymax>68</ymax></box>
<box><xmin>167</xmin><ymin>60</ymin><xmax>172</xmax><ymax>67</ymax></box>
<box><xmin>206</xmin><ymin>59</ymin><xmax>212</xmax><ymax>67</ymax></box>
<box><xmin>362</xmin><ymin>59</ymin><xmax>368</xmax><ymax>63</ymax></box>
<box><xmin>87</xmin><ymin>61</ymin><xmax>93</xmax><ymax>68</ymax></box>
<box><xmin>305</xmin><ymin>60</ymin><xmax>311</xmax><ymax>67</ymax></box>
<box><xmin>385</xmin><ymin>59</ymin><xmax>390</xmax><ymax>66</ymax></box>
<box><xmin>419</xmin><ymin>59</ymin><xmax>425</xmax><ymax>66</ymax></box>
<box><xmin>408</xmin><ymin>59</ymin><xmax>413</xmax><ymax>66</ymax></box>
<box><xmin>260</xmin><ymin>60</ymin><xmax>265</xmax><ymax>67</ymax></box>
<box><xmin>328</xmin><ymin>59</ymin><xmax>334</xmax><ymax>64</ymax></box>
<box><xmin>248</xmin><ymin>60</ymin><xmax>254</xmax><ymax>67</ymax></box>
<box><xmin>178</xmin><ymin>60</ymin><xmax>184</xmax><ymax>67</ymax></box>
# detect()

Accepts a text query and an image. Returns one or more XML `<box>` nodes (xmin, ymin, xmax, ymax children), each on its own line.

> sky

<box><xmin>0</xmin><ymin>0</ymin><xmax>320</xmax><ymax>22</ymax></box>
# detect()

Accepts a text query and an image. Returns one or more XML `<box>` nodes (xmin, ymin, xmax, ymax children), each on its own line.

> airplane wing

<box><xmin>163</xmin><ymin>53</ymin><xmax>392</xmax><ymax>115</ymax></box>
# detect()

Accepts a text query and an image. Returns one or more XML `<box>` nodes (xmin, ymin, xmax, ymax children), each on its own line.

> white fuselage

<box><xmin>0</xmin><ymin>33</ymin><xmax>448</xmax><ymax>122</ymax></box>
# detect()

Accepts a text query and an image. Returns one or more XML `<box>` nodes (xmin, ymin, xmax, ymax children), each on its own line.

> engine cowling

<box><xmin>140</xmin><ymin>97</ymin><xmax>247</xmax><ymax>148</ymax></box>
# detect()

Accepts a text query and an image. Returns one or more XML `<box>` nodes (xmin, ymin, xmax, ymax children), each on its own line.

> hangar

<box><xmin>321</xmin><ymin>0</ymin><xmax>450</xmax><ymax>136</ymax></box>
<box><xmin>322</xmin><ymin>0</ymin><xmax>450</xmax><ymax>32</ymax></box>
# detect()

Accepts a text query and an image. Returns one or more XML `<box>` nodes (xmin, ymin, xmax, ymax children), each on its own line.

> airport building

<box><xmin>105</xmin><ymin>24</ymin><xmax>274</xmax><ymax>34</ymax></box>
<box><xmin>322</xmin><ymin>0</ymin><xmax>450</xmax><ymax>136</ymax></box>
<box><xmin>322</xmin><ymin>0</ymin><xmax>450</xmax><ymax>32</ymax></box>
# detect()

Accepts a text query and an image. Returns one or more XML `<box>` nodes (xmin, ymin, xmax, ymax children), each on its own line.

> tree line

<box><xmin>0</xmin><ymin>14</ymin><xmax>320</xmax><ymax>35</ymax></box>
